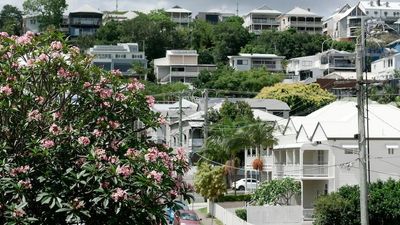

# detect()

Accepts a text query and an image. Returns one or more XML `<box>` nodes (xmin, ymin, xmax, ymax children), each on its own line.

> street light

<box><xmin>321</xmin><ymin>36</ymin><xmax>334</xmax><ymax>75</ymax></box>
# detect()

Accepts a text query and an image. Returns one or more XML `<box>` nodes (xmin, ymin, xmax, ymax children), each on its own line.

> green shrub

<box><xmin>235</xmin><ymin>208</ymin><xmax>247</xmax><ymax>221</ymax></box>
<box><xmin>216</xmin><ymin>194</ymin><xmax>252</xmax><ymax>202</ymax></box>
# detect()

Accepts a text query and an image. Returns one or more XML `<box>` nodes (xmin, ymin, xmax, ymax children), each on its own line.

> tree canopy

<box><xmin>242</xmin><ymin>29</ymin><xmax>355</xmax><ymax>59</ymax></box>
<box><xmin>0</xmin><ymin>5</ymin><xmax>22</xmax><ymax>35</ymax></box>
<box><xmin>256</xmin><ymin>83</ymin><xmax>336</xmax><ymax>115</ymax></box>
<box><xmin>194</xmin><ymin>163</ymin><xmax>226</xmax><ymax>201</ymax></box>
<box><xmin>314</xmin><ymin>179</ymin><xmax>400</xmax><ymax>225</ymax></box>
<box><xmin>252</xmin><ymin>177</ymin><xmax>301</xmax><ymax>206</ymax></box>
<box><xmin>193</xmin><ymin>66</ymin><xmax>284</xmax><ymax>93</ymax></box>
<box><xmin>23</xmin><ymin>0</ymin><xmax>67</xmax><ymax>31</ymax></box>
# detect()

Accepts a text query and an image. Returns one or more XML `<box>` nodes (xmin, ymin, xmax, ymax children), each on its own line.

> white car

<box><xmin>231</xmin><ymin>178</ymin><xmax>259</xmax><ymax>191</ymax></box>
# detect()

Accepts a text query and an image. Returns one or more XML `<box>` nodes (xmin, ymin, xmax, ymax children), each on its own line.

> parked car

<box><xmin>231</xmin><ymin>178</ymin><xmax>259</xmax><ymax>191</ymax></box>
<box><xmin>166</xmin><ymin>200</ymin><xmax>189</xmax><ymax>224</ymax></box>
<box><xmin>173</xmin><ymin>210</ymin><xmax>201</xmax><ymax>225</ymax></box>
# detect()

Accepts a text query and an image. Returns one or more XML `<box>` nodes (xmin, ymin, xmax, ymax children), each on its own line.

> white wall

<box><xmin>247</xmin><ymin>206</ymin><xmax>303</xmax><ymax>225</ymax></box>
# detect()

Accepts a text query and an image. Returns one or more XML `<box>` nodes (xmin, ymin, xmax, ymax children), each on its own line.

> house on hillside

<box><xmin>277</xmin><ymin>7</ymin><xmax>323</xmax><ymax>34</ymax></box>
<box><xmin>242</xmin><ymin>5</ymin><xmax>282</xmax><ymax>34</ymax></box>
<box><xmin>228</xmin><ymin>53</ymin><xmax>285</xmax><ymax>72</ymax></box>
<box><xmin>69</xmin><ymin>4</ymin><xmax>103</xmax><ymax>37</ymax></box>
<box><xmin>88</xmin><ymin>43</ymin><xmax>147</xmax><ymax>77</ymax></box>
<box><xmin>195</xmin><ymin>11</ymin><xmax>235</xmax><ymax>24</ymax></box>
<box><xmin>286</xmin><ymin>49</ymin><xmax>356</xmax><ymax>82</ymax></box>
<box><xmin>153</xmin><ymin>50</ymin><xmax>216</xmax><ymax>84</ymax></box>
<box><xmin>247</xmin><ymin>100</ymin><xmax>400</xmax><ymax>224</ymax></box>
<box><xmin>165</xmin><ymin>5</ymin><xmax>192</xmax><ymax>27</ymax></box>
<box><xmin>371</xmin><ymin>52</ymin><xmax>400</xmax><ymax>79</ymax></box>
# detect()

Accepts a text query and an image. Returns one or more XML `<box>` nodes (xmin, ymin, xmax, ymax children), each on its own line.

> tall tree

<box><xmin>212</xmin><ymin>16</ymin><xmax>250</xmax><ymax>63</ymax></box>
<box><xmin>120</xmin><ymin>10</ymin><xmax>186</xmax><ymax>62</ymax></box>
<box><xmin>23</xmin><ymin>0</ymin><xmax>67</xmax><ymax>31</ymax></box>
<box><xmin>244</xmin><ymin>121</ymin><xmax>277</xmax><ymax>182</ymax></box>
<box><xmin>0</xmin><ymin>4</ymin><xmax>22</xmax><ymax>35</ymax></box>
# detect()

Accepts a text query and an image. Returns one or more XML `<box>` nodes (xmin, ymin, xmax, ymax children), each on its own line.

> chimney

<box><xmin>377</xmin><ymin>0</ymin><xmax>381</xmax><ymax>6</ymax></box>
<box><xmin>307</xmin><ymin>8</ymin><xmax>311</xmax><ymax>12</ymax></box>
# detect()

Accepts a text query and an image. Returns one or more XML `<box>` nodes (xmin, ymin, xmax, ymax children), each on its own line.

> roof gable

<box><xmin>296</xmin><ymin>125</ymin><xmax>310</xmax><ymax>142</ymax></box>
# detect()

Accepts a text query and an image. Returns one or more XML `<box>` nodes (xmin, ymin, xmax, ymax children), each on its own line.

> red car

<box><xmin>173</xmin><ymin>210</ymin><xmax>202</xmax><ymax>225</ymax></box>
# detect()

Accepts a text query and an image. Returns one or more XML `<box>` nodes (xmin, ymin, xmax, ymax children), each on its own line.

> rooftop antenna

<box><xmin>236</xmin><ymin>0</ymin><xmax>239</xmax><ymax>16</ymax></box>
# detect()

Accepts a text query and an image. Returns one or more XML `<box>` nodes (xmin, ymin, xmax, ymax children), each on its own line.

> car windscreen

<box><xmin>180</xmin><ymin>212</ymin><xmax>199</xmax><ymax>221</ymax></box>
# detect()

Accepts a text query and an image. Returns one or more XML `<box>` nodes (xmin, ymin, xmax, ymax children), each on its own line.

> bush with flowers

<box><xmin>0</xmin><ymin>31</ymin><xmax>192</xmax><ymax>225</ymax></box>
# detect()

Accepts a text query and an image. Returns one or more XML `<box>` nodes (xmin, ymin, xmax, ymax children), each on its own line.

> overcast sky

<box><xmin>1</xmin><ymin>0</ymin><xmax>364</xmax><ymax>17</ymax></box>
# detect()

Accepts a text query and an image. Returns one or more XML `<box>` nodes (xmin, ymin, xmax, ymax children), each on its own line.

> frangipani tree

<box><xmin>0</xmin><ymin>31</ymin><xmax>192</xmax><ymax>225</ymax></box>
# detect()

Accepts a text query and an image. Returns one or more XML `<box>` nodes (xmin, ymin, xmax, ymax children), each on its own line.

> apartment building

<box><xmin>165</xmin><ymin>5</ymin><xmax>192</xmax><ymax>27</ymax></box>
<box><xmin>153</xmin><ymin>50</ymin><xmax>216</xmax><ymax>84</ymax></box>
<box><xmin>278</xmin><ymin>7</ymin><xmax>323</xmax><ymax>34</ymax></box>
<box><xmin>88</xmin><ymin>43</ymin><xmax>147</xmax><ymax>77</ymax></box>
<box><xmin>228</xmin><ymin>53</ymin><xmax>285</xmax><ymax>72</ymax></box>
<box><xmin>243</xmin><ymin>5</ymin><xmax>282</xmax><ymax>34</ymax></box>
<box><xmin>286</xmin><ymin>49</ymin><xmax>356</xmax><ymax>82</ymax></box>
<box><xmin>69</xmin><ymin>4</ymin><xmax>103</xmax><ymax>37</ymax></box>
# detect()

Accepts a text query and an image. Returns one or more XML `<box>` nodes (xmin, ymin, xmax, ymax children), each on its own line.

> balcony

<box><xmin>252</xmin><ymin>18</ymin><xmax>279</xmax><ymax>25</ymax></box>
<box><xmin>170</xmin><ymin>71</ymin><xmax>199</xmax><ymax>77</ymax></box>
<box><xmin>190</xmin><ymin>138</ymin><xmax>204</xmax><ymax>147</ymax></box>
<box><xmin>274</xmin><ymin>164</ymin><xmax>301</xmax><ymax>178</ymax></box>
<box><xmin>303</xmin><ymin>164</ymin><xmax>328</xmax><ymax>177</ymax></box>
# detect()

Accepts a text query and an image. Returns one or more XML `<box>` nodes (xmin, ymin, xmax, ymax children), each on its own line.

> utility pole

<box><xmin>236</xmin><ymin>0</ymin><xmax>239</xmax><ymax>16</ymax></box>
<box><xmin>356</xmin><ymin>22</ymin><xmax>369</xmax><ymax>225</ymax></box>
<box><xmin>203</xmin><ymin>89</ymin><xmax>209</xmax><ymax>145</ymax></box>
<box><xmin>116</xmin><ymin>0</ymin><xmax>118</xmax><ymax>11</ymax></box>
<box><xmin>179</xmin><ymin>92</ymin><xmax>183</xmax><ymax>147</ymax></box>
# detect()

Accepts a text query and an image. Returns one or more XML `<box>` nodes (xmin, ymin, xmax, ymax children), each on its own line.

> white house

<box><xmin>248</xmin><ymin>100</ymin><xmax>400</xmax><ymax>223</ymax></box>
<box><xmin>88</xmin><ymin>43</ymin><xmax>147</xmax><ymax>77</ymax></box>
<box><xmin>154</xmin><ymin>50</ymin><xmax>216</xmax><ymax>84</ymax></box>
<box><xmin>286</xmin><ymin>49</ymin><xmax>356</xmax><ymax>82</ymax></box>
<box><xmin>165</xmin><ymin>5</ymin><xmax>192</xmax><ymax>27</ymax></box>
<box><xmin>278</xmin><ymin>7</ymin><xmax>323</xmax><ymax>34</ymax></box>
<box><xmin>371</xmin><ymin>52</ymin><xmax>400</xmax><ymax>79</ymax></box>
<box><xmin>228</xmin><ymin>53</ymin><xmax>285</xmax><ymax>72</ymax></box>
<box><xmin>324</xmin><ymin>1</ymin><xmax>400</xmax><ymax>40</ymax></box>
<box><xmin>102</xmin><ymin>11</ymin><xmax>138</xmax><ymax>24</ymax></box>
<box><xmin>323</xmin><ymin>3</ymin><xmax>365</xmax><ymax>40</ymax></box>
<box><xmin>243</xmin><ymin>5</ymin><xmax>282</xmax><ymax>34</ymax></box>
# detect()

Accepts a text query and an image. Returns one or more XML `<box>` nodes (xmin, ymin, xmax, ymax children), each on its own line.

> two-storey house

<box><xmin>88</xmin><ymin>43</ymin><xmax>147</xmax><ymax>77</ymax></box>
<box><xmin>278</xmin><ymin>7</ymin><xmax>323</xmax><ymax>34</ymax></box>
<box><xmin>228</xmin><ymin>53</ymin><xmax>285</xmax><ymax>72</ymax></box>
<box><xmin>243</xmin><ymin>5</ymin><xmax>282</xmax><ymax>34</ymax></box>
<box><xmin>268</xmin><ymin>101</ymin><xmax>400</xmax><ymax>221</ymax></box>
<box><xmin>154</xmin><ymin>50</ymin><xmax>216</xmax><ymax>84</ymax></box>
<box><xmin>286</xmin><ymin>49</ymin><xmax>356</xmax><ymax>82</ymax></box>
<box><xmin>69</xmin><ymin>4</ymin><xmax>103</xmax><ymax>37</ymax></box>
<box><xmin>165</xmin><ymin>5</ymin><xmax>192</xmax><ymax>27</ymax></box>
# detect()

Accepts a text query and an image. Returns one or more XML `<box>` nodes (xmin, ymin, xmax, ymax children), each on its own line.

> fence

<box><xmin>211</xmin><ymin>202</ymin><xmax>253</xmax><ymax>225</ymax></box>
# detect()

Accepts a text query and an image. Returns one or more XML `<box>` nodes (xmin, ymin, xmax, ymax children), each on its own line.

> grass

<box><xmin>198</xmin><ymin>207</ymin><xmax>207</xmax><ymax>215</ymax></box>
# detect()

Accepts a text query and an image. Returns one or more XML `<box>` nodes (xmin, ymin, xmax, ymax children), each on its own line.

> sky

<box><xmin>1</xmin><ymin>0</ymin><xmax>365</xmax><ymax>17</ymax></box>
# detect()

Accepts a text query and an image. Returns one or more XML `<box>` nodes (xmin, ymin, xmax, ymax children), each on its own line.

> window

<box><xmin>388</xmin><ymin>59</ymin><xmax>393</xmax><ymax>67</ymax></box>
<box><xmin>386</xmin><ymin>145</ymin><xmax>399</xmax><ymax>155</ymax></box>
<box><xmin>384</xmin><ymin>11</ymin><xmax>388</xmax><ymax>17</ymax></box>
<box><xmin>374</xmin><ymin>11</ymin><xmax>378</xmax><ymax>15</ymax></box>
<box><xmin>30</xmin><ymin>19</ymin><xmax>36</xmax><ymax>24</ymax></box>
<box><xmin>115</xmin><ymin>54</ymin><xmax>126</xmax><ymax>59</ymax></box>
<box><xmin>132</xmin><ymin>54</ymin><xmax>143</xmax><ymax>59</ymax></box>
<box><xmin>237</xmin><ymin>59</ymin><xmax>248</xmax><ymax>65</ymax></box>
<box><xmin>343</xmin><ymin>145</ymin><xmax>358</xmax><ymax>154</ymax></box>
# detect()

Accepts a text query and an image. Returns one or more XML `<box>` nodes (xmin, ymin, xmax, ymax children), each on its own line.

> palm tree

<box><xmin>202</xmin><ymin>120</ymin><xmax>250</xmax><ymax>195</ymax></box>
<box><xmin>245</xmin><ymin>120</ymin><xmax>277</xmax><ymax>182</ymax></box>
